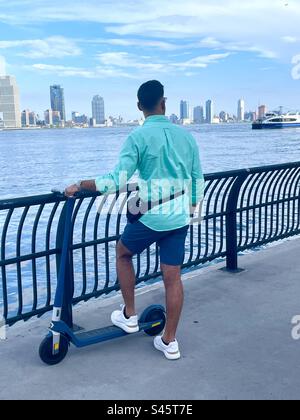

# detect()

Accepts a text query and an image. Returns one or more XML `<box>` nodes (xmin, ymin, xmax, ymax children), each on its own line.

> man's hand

<box><xmin>65</xmin><ymin>180</ymin><xmax>97</xmax><ymax>197</ymax></box>
<box><xmin>65</xmin><ymin>184</ymin><xmax>80</xmax><ymax>198</ymax></box>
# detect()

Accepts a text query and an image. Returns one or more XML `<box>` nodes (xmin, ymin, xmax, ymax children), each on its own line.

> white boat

<box><xmin>253</xmin><ymin>112</ymin><xmax>300</xmax><ymax>129</ymax></box>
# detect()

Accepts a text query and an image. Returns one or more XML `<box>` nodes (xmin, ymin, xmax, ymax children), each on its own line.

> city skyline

<box><xmin>1</xmin><ymin>74</ymin><xmax>271</xmax><ymax>128</ymax></box>
<box><xmin>0</xmin><ymin>72</ymin><xmax>276</xmax><ymax>128</ymax></box>
<box><xmin>0</xmin><ymin>1</ymin><xmax>299</xmax><ymax>119</ymax></box>
<box><xmin>0</xmin><ymin>73</ymin><xmax>295</xmax><ymax>122</ymax></box>
<box><xmin>23</xmin><ymin>78</ymin><xmax>271</xmax><ymax>121</ymax></box>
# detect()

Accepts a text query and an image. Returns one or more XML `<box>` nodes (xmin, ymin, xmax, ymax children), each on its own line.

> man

<box><xmin>65</xmin><ymin>80</ymin><xmax>204</xmax><ymax>360</ymax></box>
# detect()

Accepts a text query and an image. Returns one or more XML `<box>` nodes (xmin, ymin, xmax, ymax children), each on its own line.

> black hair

<box><xmin>137</xmin><ymin>80</ymin><xmax>164</xmax><ymax>111</ymax></box>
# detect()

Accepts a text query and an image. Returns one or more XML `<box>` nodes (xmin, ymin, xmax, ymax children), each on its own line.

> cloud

<box><xmin>96</xmin><ymin>51</ymin><xmax>232</xmax><ymax>76</ymax></box>
<box><xmin>90</xmin><ymin>38</ymin><xmax>179</xmax><ymax>51</ymax></box>
<box><xmin>173</xmin><ymin>53</ymin><xmax>232</xmax><ymax>70</ymax></box>
<box><xmin>1</xmin><ymin>0</ymin><xmax>300</xmax><ymax>87</ymax></box>
<box><xmin>29</xmin><ymin>63</ymin><xmax>135</xmax><ymax>79</ymax></box>
<box><xmin>0</xmin><ymin>55</ymin><xmax>6</xmax><ymax>75</ymax></box>
<box><xmin>97</xmin><ymin>52</ymin><xmax>166</xmax><ymax>71</ymax></box>
<box><xmin>0</xmin><ymin>1</ymin><xmax>296</xmax><ymax>61</ymax></box>
<box><xmin>0</xmin><ymin>36</ymin><xmax>81</xmax><ymax>58</ymax></box>
<box><xmin>282</xmin><ymin>36</ymin><xmax>299</xmax><ymax>44</ymax></box>
<box><xmin>91</xmin><ymin>36</ymin><xmax>277</xmax><ymax>61</ymax></box>
<box><xmin>28</xmin><ymin>51</ymin><xmax>232</xmax><ymax>80</ymax></box>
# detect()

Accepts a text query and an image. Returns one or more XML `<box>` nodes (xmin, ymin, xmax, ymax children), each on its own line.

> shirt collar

<box><xmin>143</xmin><ymin>115</ymin><xmax>170</xmax><ymax>125</ymax></box>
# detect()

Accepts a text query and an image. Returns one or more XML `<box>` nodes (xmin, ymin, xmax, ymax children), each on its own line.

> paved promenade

<box><xmin>1</xmin><ymin>237</ymin><xmax>300</xmax><ymax>400</ymax></box>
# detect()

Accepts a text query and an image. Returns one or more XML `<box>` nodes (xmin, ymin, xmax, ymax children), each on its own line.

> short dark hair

<box><xmin>138</xmin><ymin>80</ymin><xmax>164</xmax><ymax>111</ymax></box>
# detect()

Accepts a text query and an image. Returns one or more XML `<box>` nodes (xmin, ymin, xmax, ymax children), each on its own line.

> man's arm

<box><xmin>65</xmin><ymin>135</ymin><xmax>139</xmax><ymax>197</ymax></box>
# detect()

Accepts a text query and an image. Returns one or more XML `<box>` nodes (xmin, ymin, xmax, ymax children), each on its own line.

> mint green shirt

<box><xmin>96</xmin><ymin>115</ymin><xmax>204</xmax><ymax>232</ymax></box>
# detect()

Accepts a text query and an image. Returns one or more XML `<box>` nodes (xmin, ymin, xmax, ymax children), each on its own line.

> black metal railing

<box><xmin>1</xmin><ymin>161</ymin><xmax>300</xmax><ymax>326</ymax></box>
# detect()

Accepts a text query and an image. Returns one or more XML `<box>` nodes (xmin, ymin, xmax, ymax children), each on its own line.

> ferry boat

<box><xmin>252</xmin><ymin>112</ymin><xmax>300</xmax><ymax>129</ymax></box>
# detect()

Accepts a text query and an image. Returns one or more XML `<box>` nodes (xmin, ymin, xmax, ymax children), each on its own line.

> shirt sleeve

<box><xmin>95</xmin><ymin>135</ymin><xmax>139</xmax><ymax>194</ymax></box>
<box><xmin>191</xmin><ymin>138</ymin><xmax>205</xmax><ymax>206</ymax></box>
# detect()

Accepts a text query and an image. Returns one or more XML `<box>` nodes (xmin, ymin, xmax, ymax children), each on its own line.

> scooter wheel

<box><xmin>39</xmin><ymin>334</ymin><xmax>70</xmax><ymax>366</ymax></box>
<box><xmin>140</xmin><ymin>305</ymin><xmax>166</xmax><ymax>337</ymax></box>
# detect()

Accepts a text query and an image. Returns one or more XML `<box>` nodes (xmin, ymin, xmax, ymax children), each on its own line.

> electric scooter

<box><xmin>39</xmin><ymin>194</ymin><xmax>166</xmax><ymax>366</ymax></box>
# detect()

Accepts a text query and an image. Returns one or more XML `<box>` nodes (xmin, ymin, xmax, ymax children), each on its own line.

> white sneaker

<box><xmin>111</xmin><ymin>305</ymin><xmax>139</xmax><ymax>334</ymax></box>
<box><xmin>154</xmin><ymin>336</ymin><xmax>181</xmax><ymax>360</ymax></box>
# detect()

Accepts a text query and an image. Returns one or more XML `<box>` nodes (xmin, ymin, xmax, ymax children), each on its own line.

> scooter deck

<box><xmin>75</xmin><ymin>325</ymin><xmax>128</xmax><ymax>346</ymax></box>
<box><xmin>71</xmin><ymin>321</ymin><xmax>157</xmax><ymax>348</ymax></box>
<box><xmin>49</xmin><ymin>305</ymin><xmax>165</xmax><ymax>350</ymax></box>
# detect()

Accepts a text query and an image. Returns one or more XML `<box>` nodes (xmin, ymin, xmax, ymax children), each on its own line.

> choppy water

<box><xmin>1</xmin><ymin>124</ymin><xmax>300</xmax><ymax>199</ymax></box>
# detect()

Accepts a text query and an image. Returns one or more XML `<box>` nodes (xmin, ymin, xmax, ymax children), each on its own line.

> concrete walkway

<box><xmin>1</xmin><ymin>238</ymin><xmax>300</xmax><ymax>400</ymax></box>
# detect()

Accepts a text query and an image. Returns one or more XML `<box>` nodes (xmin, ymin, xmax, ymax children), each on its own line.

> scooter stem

<box><xmin>53</xmin><ymin>198</ymin><xmax>76</xmax><ymax>320</ymax></box>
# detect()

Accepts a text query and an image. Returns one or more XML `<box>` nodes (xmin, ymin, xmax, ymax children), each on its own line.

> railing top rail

<box><xmin>0</xmin><ymin>193</ymin><xmax>65</xmax><ymax>211</ymax></box>
<box><xmin>1</xmin><ymin>161</ymin><xmax>300</xmax><ymax>209</ymax></box>
<box><xmin>0</xmin><ymin>191</ymin><xmax>101</xmax><ymax>210</ymax></box>
<box><xmin>204</xmin><ymin>161</ymin><xmax>300</xmax><ymax>180</ymax></box>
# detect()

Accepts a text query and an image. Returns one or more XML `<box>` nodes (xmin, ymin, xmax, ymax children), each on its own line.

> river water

<box><xmin>1</xmin><ymin>124</ymin><xmax>300</xmax><ymax>199</ymax></box>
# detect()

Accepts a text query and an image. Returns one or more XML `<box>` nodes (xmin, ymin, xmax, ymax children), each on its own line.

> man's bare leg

<box><xmin>116</xmin><ymin>240</ymin><xmax>136</xmax><ymax>317</ymax></box>
<box><xmin>161</xmin><ymin>264</ymin><xmax>184</xmax><ymax>344</ymax></box>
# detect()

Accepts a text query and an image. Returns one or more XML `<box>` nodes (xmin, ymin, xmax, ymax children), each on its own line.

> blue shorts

<box><xmin>120</xmin><ymin>221</ymin><xmax>189</xmax><ymax>266</ymax></box>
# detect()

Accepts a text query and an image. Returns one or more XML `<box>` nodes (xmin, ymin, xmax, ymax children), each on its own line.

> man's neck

<box><xmin>144</xmin><ymin>112</ymin><xmax>165</xmax><ymax>119</ymax></box>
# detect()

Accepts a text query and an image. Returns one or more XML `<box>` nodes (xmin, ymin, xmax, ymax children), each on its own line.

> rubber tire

<box><xmin>39</xmin><ymin>334</ymin><xmax>69</xmax><ymax>366</ymax></box>
<box><xmin>140</xmin><ymin>305</ymin><xmax>166</xmax><ymax>337</ymax></box>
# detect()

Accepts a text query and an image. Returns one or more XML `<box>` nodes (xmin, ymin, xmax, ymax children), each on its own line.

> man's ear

<box><xmin>138</xmin><ymin>102</ymin><xmax>143</xmax><ymax>111</ymax></box>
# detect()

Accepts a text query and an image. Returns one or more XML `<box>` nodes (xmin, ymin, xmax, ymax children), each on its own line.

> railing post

<box><xmin>56</xmin><ymin>200</ymin><xmax>74</xmax><ymax>329</ymax></box>
<box><xmin>224</xmin><ymin>171</ymin><xmax>249</xmax><ymax>272</ymax></box>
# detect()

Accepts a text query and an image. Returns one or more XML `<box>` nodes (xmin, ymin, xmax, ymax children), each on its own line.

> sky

<box><xmin>0</xmin><ymin>0</ymin><xmax>300</xmax><ymax>120</ymax></box>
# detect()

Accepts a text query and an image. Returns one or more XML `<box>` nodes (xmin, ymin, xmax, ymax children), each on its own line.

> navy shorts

<box><xmin>120</xmin><ymin>221</ymin><xmax>189</xmax><ymax>266</ymax></box>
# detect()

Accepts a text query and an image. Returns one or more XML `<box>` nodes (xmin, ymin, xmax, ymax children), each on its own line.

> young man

<box><xmin>65</xmin><ymin>80</ymin><xmax>204</xmax><ymax>360</ymax></box>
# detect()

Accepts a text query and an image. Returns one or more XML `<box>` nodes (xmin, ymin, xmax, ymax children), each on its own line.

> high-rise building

<box><xmin>92</xmin><ymin>95</ymin><xmax>105</xmax><ymax>125</ymax></box>
<box><xmin>244</xmin><ymin>111</ymin><xmax>257</xmax><ymax>122</ymax></box>
<box><xmin>0</xmin><ymin>76</ymin><xmax>21</xmax><ymax>128</ymax></box>
<box><xmin>72</xmin><ymin>111</ymin><xmax>88</xmax><ymax>125</ymax></box>
<box><xmin>44</xmin><ymin>109</ymin><xmax>53</xmax><ymax>126</ymax></box>
<box><xmin>22</xmin><ymin>110</ymin><xmax>37</xmax><ymax>126</ymax></box>
<box><xmin>180</xmin><ymin>100</ymin><xmax>189</xmax><ymax>121</ymax></box>
<box><xmin>206</xmin><ymin>100</ymin><xmax>214</xmax><ymax>124</ymax></box>
<box><xmin>50</xmin><ymin>85</ymin><xmax>66</xmax><ymax>121</ymax></box>
<box><xmin>169</xmin><ymin>114</ymin><xmax>179</xmax><ymax>124</ymax></box>
<box><xmin>52</xmin><ymin>111</ymin><xmax>61</xmax><ymax>126</ymax></box>
<box><xmin>21</xmin><ymin>109</ymin><xmax>30</xmax><ymax>127</ymax></box>
<box><xmin>219</xmin><ymin>111</ymin><xmax>229</xmax><ymax>123</ymax></box>
<box><xmin>29</xmin><ymin>111</ymin><xmax>37</xmax><ymax>126</ymax></box>
<box><xmin>193</xmin><ymin>106</ymin><xmax>204</xmax><ymax>124</ymax></box>
<box><xmin>72</xmin><ymin>111</ymin><xmax>79</xmax><ymax>121</ymax></box>
<box><xmin>258</xmin><ymin>105</ymin><xmax>267</xmax><ymax>120</ymax></box>
<box><xmin>237</xmin><ymin>99</ymin><xmax>245</xmax><ymax>122</ymax></box>
<box><xmin>89</xmin><ymin>117</ymin><xmax>96</xmax><ymax>127</ymax></box>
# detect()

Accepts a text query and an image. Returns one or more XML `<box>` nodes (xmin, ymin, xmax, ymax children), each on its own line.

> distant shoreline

<box><xmin>0</xmin><ymin>121</ymin><xmax>252</xmax><ymax>132</ymax></box>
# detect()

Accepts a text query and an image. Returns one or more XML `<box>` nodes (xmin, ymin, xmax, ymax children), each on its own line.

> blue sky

<box><xmin>0</xmin><ymin>0</ymin><xmax>300</xmax><ymax>120</ymax></box>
